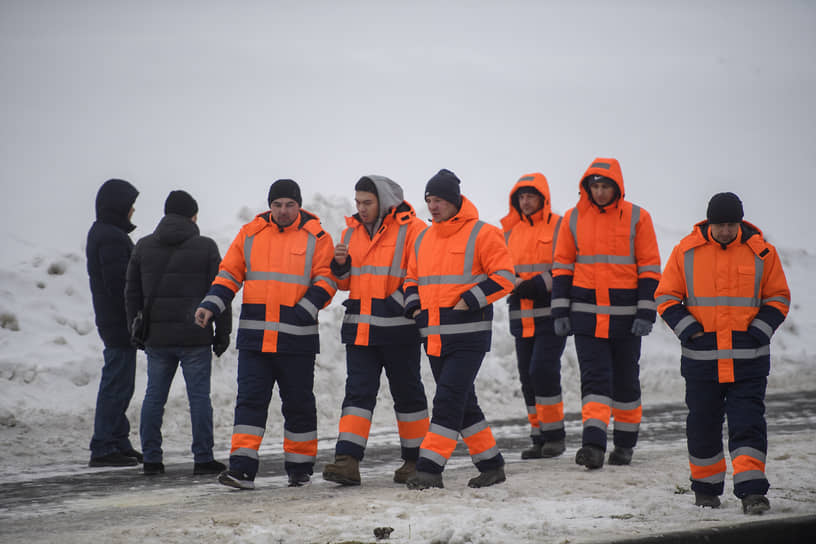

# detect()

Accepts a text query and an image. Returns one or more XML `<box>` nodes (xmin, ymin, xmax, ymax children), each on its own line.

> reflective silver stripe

<box><xmin>389</xmin><ymin>224</ymin><xmax>409</xmax><ymax>279</ymax></box>
<box><xmin>338</xmin><ymin>433</ymin><xmax>368</xmax><ymax>447</ymax></box>
<box><xmin>681</xmin><ymin>345</ymin><xmax>770</xmax><ymax>360</ymax></box>
<box><xmin>285</xmin><ymin>430</ymin><xmax>317</xmax><ymax>442</ymax></box>
<box><xmin>576</xmin><ymin>254</ymin><xmax>636</xmax><ymax>265</ymax></box>
<box><xmin>285</xmin><ymin>452</ymin><xmax>315</xmax><ymax>463</ymax></box>
<box><xmin>535</xmin><ymin>394</ymin><xmax>562</xmax><ymax>406</ymax></box>
<box><xmin>673</xmin><ymin>315</ymin><xmax>698</xmax><ymax>336</ymax></box>
<box><xmin>342</xmin><ymin>406</ymin><xmax>373</xmax><ymax>419</ymax></box>
<box><xmin>404</xmin><ymin>293</ymin><xmax>419</xmax><ymax>307</ymax></box>
<box><xmin>655</xmin><ymin>294</ymin><xmax>681</xmax><ymax>305</ymax></box>
<box><xmin>551</xmin><ymin>298</ymin><xmax>571</xmax><ymax>309</ymax></box>
<box><xmin>352</xmin><ymin>265</ymin><xmax>401</xmax><ymax>276</ymax></box>
<box><xmin>733</xmin><ymin>470</ymin><xmax>767</xmax><ymax>484</ymax></box>
<box><xmin>552</xmin><ymin>262</ymin><xmax>574</xmax><ymax>272</ymax></box>
<box><xmin>695</xmin><ymin>472</ymin><xmax>726</xmax><ymax>484</ymax></box>
<box><xmin>570</xmin><ymin>204</ymin><xmax>644</xmax><ymax>266</ymax></box>
<box><xmin>514</xmin><ymin>263</ymin><xmax>552</xmax><ymax>274</ymax></box>
<box><xmin>689</xmin><ymin>452</ymin><xmax>724</xmax><ymax>466</ymax></box>
<box><xmin>417</xmin><ymin>221</ymin><xmax>486</xmax><ymax>286</ymax></box>
<box><xmin>496</xmin><ymin>269</ymin><xmax>515</xmax><ymax>283</ymax></box>
<box><xmin>400</xmin><ymin>437</ymin><xmax>425</xmax><ymax>448</ymax></box>
<box><xmin>569</xmin><ymin>209</ymin><xmax>578</xmax><ymax>252</ymax></box>
<box><xmin>217</xmin><ymin>270</ymin><xmax>242</xmax><ymax>290</ymax></box>
<box><xmin>539</xmin><ymin>421</ymin><xmax>564</xmax><ymax>431</ymax></box>
<box><xmin>389</xmin><ymin>289</ymin><xmax>404</xmax><ymax>307</ymax></box>
<box><xmin>684</xmin><ymin>247</ymin><xmax>764</xmax><ymax>309</ymax></box>
<box><xmin>246</xmin><ymin>271</ymin><xmax>312</xmax><ymax>285</ymax></box>
<box><xmin>471</xmin><ymin>285</ymin><xmax>488</xmax><ymax>308</ymax></box>
<box><xmin>461</xmin><ymin>420</ymin><xmax>488</xmax><ymax>438</ymax></box>
<box><xmin>234</xmin><ymin>424</ymin><xmax>265</xmax><ymax>437</ymax></box>
<box><xmin>762</xmin><ymin>296</ymin><xmax>790</xmax><ymax>306</ymax></box>
<box><xmin>530</xmin><ymin>426</ymin><xmax>542</xmax><ymax>436</ymax></box>
<box><xmin>629</xmin><ymin>205</ymin><xmax>640</xmax><ymax>257</ymax></box>
<box><xmin>396</xmin><ymin>409</ymin><xmax>428</xmax><ymax>422</ymax></box>
<box><xmin>504</xmin><ymin>230</ymin><xmax>511</xmax><ymax>245</ymax></box>
<box><xmin>583</xmin><ymin>394</ymin><xmax>612</xmax><ymax>406</ymax></box>
<box><xmin>552</xmin><ymin>216</ymin><xmax>562</xmax><ymax>254</ymax></box>
<box><xmin>753</xmin><ymin>254</ymin><xmax>763</xmax><ymax>301</ymax></box>
<box><xmin>637</xmin><ymin>300</ymin><xmax>657</xmax><ymax>310</ymax></box>
<box><xmin>428</xmin><ymin>423</ymin><xmax>459</xmax><ymax>441</ymax></box>
<box><xmin>202</xmin><ymin>294</ymin><xmax>226</xmax><ymax>312</ymax></box>
<box><xmin>526</xmin><ymin>406</ymin><xmax>537</xmax><ymax>415</ymax></box>
<box><xmin>584</xmin><ymin>418</ymin><xmax>607</xmax><ymax>431</ymax></box>
<box><xmin>232</xmin><ymin>447</ymin><xmax>259</xmax><ymax>460</ymax></box>
<box><xmin>638</xmin><ymin>264</ymin><xmax>662</xmax><ymax>274</ymax></box>
<box><xmin>418</xmin><ymin>274</ymin><xmax>488</xmax><ymax>286</ymax></box>
<box><xmin>297</xmin><ymin>298</ymin><xmax>318</xmax><ymax>320</ymax></box>
<box><xmin>731</xmin><ymin>446</ymin><xmax>766</xmax><ymax>463</ymax></box>
<box><xmin>572</xmin><ymin>302</ymin><xmax>637</xmax><ymax>315</ymax></box>
<box><xmin>244</xmin><ymin>235</ymin><xmax>255</xmax><ymax>273</ymax></box>
<box><xmin>419</xmin><ymin>321</ymin><xmax>493</xmax><ymax>336</ymax></box>
<box><xmin>342</xmin><ymin>228</ymin><xmax>353</xmax><ymax>245</ymax></box>
<box><xmin>471</xmin><ymin>445</ymin><xmax>500</xmax><ymax>463</ymax></box>
<box><xmin>611</xmin><ymin>399</ymin><xmax>641</xmax><ymax>411</ymax></box>
<box><xmin>686</xmin><ymin>295</ymin><xmax>760</xmax><ymax>307</ymax></box>
<box><xmin>418</xmin><ymin>448</ymin><xmax>448</xmax><ymax>466</ymax></box>
<box><xmin>414</xmin><ymin>229</ymin><xmax>428</xmax><ymax>261</ymax></box>
<box><xmin>751</xmin><ymin>318</ymin><xmax>773</xmax><ymax>338</ymax></box>
<box><xmin>239</xmin><ymin>319</ymin><xmax>318</xmax><ymax>335</ymax></box>
<box><xmin>509</xmin><ymin>308</ymin><xmax>552</xmax><ymax>320</ymax></box>
<box><xmin>313</xmin><ymin>275</ymin><xmax>337</xmax><ymax>290</ymax></box>
<box><xmin>542</xmin><ymin>272</ymin><xmax>553</xmax><ymax>291</ymax></box>
<box><xmin>614</xmin><ymin>421</ymin><xmax>639</xmax><ymax>432</ymax></box>
<box><xmin>591</xmin><ymin>161</ymin><xmax>612</xmax><ymax>170</ymax></box>
<box><xmin>342</xmin><ymin>314</ymin><xmax>415</xmax><ymax>327</ymax></box>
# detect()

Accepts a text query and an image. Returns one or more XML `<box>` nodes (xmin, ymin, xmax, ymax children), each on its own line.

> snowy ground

<box><xmin>1</xmin><ymin>197</ymin><xmax>815</xmax><ymax>543</ymax></box>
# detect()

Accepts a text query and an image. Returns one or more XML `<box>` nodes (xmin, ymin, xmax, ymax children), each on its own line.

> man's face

<box><xmin>128</xmin><ymin>206</ymin><xmax>135</xmax><ymax>221</ymax></box>
<box><xmin>710</xmin><ymin>222</ymin><xmax>740</xmax><ymax>245</ymax></box>
<box><xmin>355</xmin><ymin>191</ymin><xmax>379</xmax><ymax>226</ymax></box>
<box><xmin>518</xmin><ymin>192</ymin><xmax>543</xmax><ymax>216</ymax></box>
<box><xmin>426</xmin><ymin>195</ymin><xmax>458</xmax><ymax>223</ymax></box>
<box><xmin>269</xmin><ymin>197</ymin><xmax>300</xmax><ymax>227</ymax></box>
<box><xmin>589</xmin><ymin>181</ymin><xmax>616</xmax><ymax>207</ymax></box>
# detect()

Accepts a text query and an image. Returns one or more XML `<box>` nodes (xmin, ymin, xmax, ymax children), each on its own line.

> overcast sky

<box><xmin>1</xmin><ymin>0</ymin><xmax>813</xmax><ymax>260</ymax></box>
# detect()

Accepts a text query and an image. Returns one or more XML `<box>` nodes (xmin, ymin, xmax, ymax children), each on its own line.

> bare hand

<box><xmin>195</xmin><ymin>307</ymin><xmax>213</xmax><ymax>328</ymax></box>
<box><xmin>514</xmin><ymin>276</ymin><xmax>524</xmax><ymax>287</ymax></box>
<box><xmin>453</xmin><ymin>299</ymin><xmax>469</xmax><ymax>311</ymax></box>
<box><xmin>691</xmin><ymin>331</ymin><xmax>704</xmax><ymax>339</ymax></box>
<box><xmin>412</xmin><ymin>309</ymin><xmax>421</xmax><ymax>318</ymax></box>
<box><xmin>334</xmin><ymin>243</ymin><xmax>348</xmax><ymax>266</ymax></box>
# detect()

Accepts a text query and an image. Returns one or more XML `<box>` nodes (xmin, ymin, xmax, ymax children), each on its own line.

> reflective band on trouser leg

<box><xmin>732</xmin><ymin>447</ymin><xmax>768</xmax><ymax>494</ymax></box>
<box><xmin>527</xmin><ymin>405</ymin><xmax>541</xmax><ymax>437</ymax></box>
<box><xmin>535</xmin><ymin>395</ymin><xmax>565</xmax><ymax>433</ymax></box>
<box><xmin>611</xmin><ymin>399</ymin><xmax>642</xmax><ymax>432</ymax></box>
<box><xmin>582</xmin><ymin>395</ymin><xmax>611</xmax><ymax>448</ymax></box>
<box><xmin>461</xmin><ymin>420</ymin><xmax>500</xmax><ymax>464</ymax></box>
<box><xmin>396</xmin><ymin>410</ymin><xmax>430</xmax><ymax>449</ymax></box>
<box><xmin>418</xmin><ymin>423</ymin><xmax>459</xmax><ymax>471</ymax></box>
<box><xmin>230</xmin><ymin>424</ymin><xmax>265</xmax><ymax>458</ymax></box>
<box><xmin>337</xmin><ymin>406</ymin><xmax>373</xmax><ymax>449</ymax></box>
<box><xmin>283</xmin><ymin>429</ymin><xmax>318</xmax><ymax>464</ymax></box>
<box><xmin>689</xmin><ymin>452</ymin><xmax>727</xmax><ymax>488</ymax></box>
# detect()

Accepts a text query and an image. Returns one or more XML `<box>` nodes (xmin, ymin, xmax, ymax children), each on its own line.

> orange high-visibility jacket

<box><xmin>404</xmin><ymin>195</ymin><xmax>515</xmax><ymax>357</ymax></box>
<box><xmin>552</xmin><ymin>158</ymin><xmax>661</xmax><ymax>338</ymax></box>
<box><xmin>500</xmin><ymin>173</ymin><xmax>562</xmax><ymax>338</ymax></box>
<box><xmin>199</xmin><ymin>209</ymin><xmax>336</xmax><ymax>354</ymax></box>
<box><xmin>655</xmin><ymin>220</ymin><xmax>790</xmax><ymax>383</ymax></box>
<box><xmin>333</xmin><ymin>190</ymin><xmax>426</xmax><ymax>346</ymax></box>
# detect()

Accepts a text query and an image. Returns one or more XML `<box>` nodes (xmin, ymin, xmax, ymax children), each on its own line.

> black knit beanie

<box><xmin>424</xmin><ymin>169</ymin><xmax>461</xmax><ymax>207</ymax></box>
<box><xmin>164</xmin><ymin>190</ymin><xmax>198</xmax><ymax>218</ymax></box>
<box><xmin>706</xmin><ymin>192</ymin><xmax>743</xmax><ymax>224</ymax></box>
<box><xmin>268</xmin><ymin>179</ymin><xmax>302</xmax><ymax>206</ymax></box>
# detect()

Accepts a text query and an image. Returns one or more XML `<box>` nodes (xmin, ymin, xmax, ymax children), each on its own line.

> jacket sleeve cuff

<box><xmin>330</xmin><ymin>256</ymin><xmax>351</xmax><ymax>279</ymax></box>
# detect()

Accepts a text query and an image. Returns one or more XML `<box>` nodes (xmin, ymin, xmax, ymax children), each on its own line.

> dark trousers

<box><xmin>230</xmin><ymin>350</ymin><xmax>316</xmax><ymax>478</ymax></box>
<box><xmin>574</xmin><ymin>334</ymin><xmax>642</xmax><ymax>450</ymax></box>
<box><xmin>685</xmin><ymin>375</ymin><xmax>769</xmax><ymax>498</ymax></box>
<box><xmin>90</xmin><ymin>346</ymin><xmax>137</xmax><ymax>458</ymax></box>
<box><xmin>515</xmin><ymin>334</ymin><xmax>567</xmax><ymax>443</ymax></box>
<box><xmin>336</xmin><ymin>343</ymin><xmax>427</xmax><ymax>460</ymax></box>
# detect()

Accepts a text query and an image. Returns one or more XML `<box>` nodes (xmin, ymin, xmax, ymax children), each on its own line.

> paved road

<box><xmin>1</xmin><ymin>390</ymin><xmax>813</xmax><ymax>516</ymax></box>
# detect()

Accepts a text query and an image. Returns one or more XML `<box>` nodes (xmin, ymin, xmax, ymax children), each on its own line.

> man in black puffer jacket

<box><xmin>86</xmin><ymin>178</ymin><xmax>143</xmax><ymax>467</ymax></box>
<box><xmin>125</xmin><ymin>190</ymin><xmax>231</xmax><ymax>476</ymax></box>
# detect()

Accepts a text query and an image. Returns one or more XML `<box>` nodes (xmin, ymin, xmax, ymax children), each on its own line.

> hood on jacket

<box><xmin>95</xmin><ymin>178</ymin><xmax>139</xmax><ymax>232</ymax></box>
<box><xmin>356</xmin><ymin>175</ymin><xmax>404</xmax><ymax>233</ymax></box>
<box><xmin>501</xmin><ymin>173</ymin><xmax>552</xmax><ymax>230</ymax></box>
<box><xmin>578</xmin><ymin>158</ymin><xmax>625</xmax><ymax>210</ymax></box>
<box><xmin>688</xmin><ymin>219</ymin><xmax>766</xmax><ymax>251</ymax></box>
<box><xmin>430</xmin><ymin>194</ymin><xmax>479</xmax><ymax>238</ymax></box>
<box><xmin>153</xmin><ymin>213</ymin><xmax>200</xmax><ymax>246</ymax></box>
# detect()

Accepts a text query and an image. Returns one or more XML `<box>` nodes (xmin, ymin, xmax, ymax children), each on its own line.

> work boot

<box><xmin>608</xmin><ymin>447</ymin><xmax>633</xmax><ymax>465</ymax></box>
<box><xmin>218</xmin><ymin>469</ymin><xmax>255</xmax><ymax>490</ymax></box>
<box><xmin>575</xmin><ymin>445</ymin><xmax>605</xmax><ymax>469</ymax></box>
<box><xmin>406</xmin><ymin>471</ymin><xmax>444</xmax><ymax>490</ymax></box>
<box><xmin>142</xmin><ymin>462</ymin><xmax>164</xmax><ymax>475</ymax></box>
<box><xmin>742</xmin><ymin>494</ymin><xmax>770</xmax><ymax>515</ymax></box>
<box><xmin>393</xmin><ymin>459</ymin><xmax>416</xmax><ymax>483</ymax></box>
<box><xmin>520</xmin><ymin>443</ymin><xmax>543</xmax><ymax>459</ymax></box>
<box><xmin>322</xmin><ymin>454</ymin><xmax>361</xmax><ymax>486</ymax></box>
<box><xmin>694</xmin><ymin>492</ymin><xmax>721</xmax><ymax>508</ymax></box>
<box><xmin>467</xmin><ymin>466</ymin><xmax>506</xmax><ymax>488</ymax></box>
<box><xmin>288</xmin><ymin>472</ymin><xmax>311</xmax><ymax>487</ymax></box>
<box><xmin>121</xmin><ymin>448</ymin><xmax>144</xmax><ymax>463</ymax></box>
<box><xmin>540</xmin><ymin>439</ymin><xmax>566</xmax><ymax>458</ymax></box>
<box><xmin>88</xmin><ymin>452</ymin><xmax>139</xmax><ymax>467</ymax></box>
<box><xmin>193</xmin><ymin>460</ymin><xmax>226</xmax><ymax>475</ymax></box>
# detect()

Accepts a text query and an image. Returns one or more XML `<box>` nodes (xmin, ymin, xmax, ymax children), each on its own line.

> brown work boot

<box><xmin>467</xmin><ymin>466</ymin><xmax>506</xmax><ymax>488</ymax></box>
<box><xmin>322</xmin><ymin>454</ymin><xmax>361</xmax><ymax>486</ymax></box>
<box><xmin>393</xmin><ymin>459</ymin><xmax>416</xmax><ymax>483</ymax></box>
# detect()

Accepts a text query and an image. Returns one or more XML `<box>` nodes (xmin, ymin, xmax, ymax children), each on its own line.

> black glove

<box><xmin>630</xmin><ymin>318</ymin><xmax>653</xmax><ymax>337</ymax></box>
<box><xmin>213</xmin><ymin>335</ymin><xmax>230</xmax><ymax>357</ymax></box>
<box><xmin>553</xmin><ymin>317</ymin><xmax>571</xmax><ymax>336</ymax></box>
<box><xmin>514</xmin><ymin>278</ymin><xmax>539</xmax><ymax>299</ymax></box>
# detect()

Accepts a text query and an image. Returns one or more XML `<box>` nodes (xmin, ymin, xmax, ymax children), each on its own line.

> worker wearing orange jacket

<box><xmin>195</xmin><ymin>179</ymin><xmax>336</xmax><ymax>490</ymax></box>
<box><xmin>552</xmin><ymin>158</ymin><xmax>661</xmax><ymax>470</ymax></box>
<box><xmin>322</xmin><ymin>175</ymin><xmax>429</xmax><ymax>486</ymax></box>
<box><xmin>655</xmin><ymin>192</ymin><xmax>790</xmax><ymax>515</ymax></box>
<box><xmin>403</xmin><ymin>169</ymin><xmax>515</xmax><ymax>490</ymax></box>
<box><xmin>500</xmin><ymin>173</ymin><xmax>568</xmax><ymax>459</ymax></box>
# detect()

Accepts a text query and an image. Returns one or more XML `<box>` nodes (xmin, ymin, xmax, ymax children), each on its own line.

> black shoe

<box><xmin>608</xmin><ymin>447</ymin><xmax>633</xmax><ymax>465</ymax></box>
<box><xmin>89</xmin><ymin>452</ymin><xmax>139</xmax><ymax>467</ymax></box>
<box><xmin>694</xmin><ymin>492</ymin><xmax>721</xmax><ymax>508</ymax></box>
<box><xmin>121</xmin><ymin>448</ymin><xmax>144</xmax><ymax>463</ymax></box>
<box><xmin>288</xmin><ymin>472</ymin><xmax>311</xmax><ymax>487</ymax></box>
<box><xmin>467</xmin><ymin>467</ymin><xmax>506</xmax><ymax>488</ymax></box>
<box><xmin>143</xmin><ymin>462</ymin><xmax>165</xmax><ymax>475</ymax></box>
<box><xmin>521</xmin><ymin>443</ymin><xmax>543</xmax><ymax>459</ymax></box>
<box><xmin>218</xmin><ymin>469</ymin><xmax>255</xmax><ymax>490</ymax></box>
<box><xmin>575</xmin><ymin>445</ymin><xmax>605</xmax><ymax>469</ymax></box>
<box><xmin>406</xmin><ymin>471</ymin><xmax>444</xmax><ymax>490</ymax></box>
<box><xmin>540</xmin><ymin>439</ymin><xmax>566</xmax><ymax>458</ymax></box>
<box><xmin>193</xmin><ymin>460</ymin><xmax>226</xmax><ymax>475</ymax></box>
<box><xmin>742</xmin><ymin>494</ymin><xmax>770</xmax><ymax>515</ymax></box>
